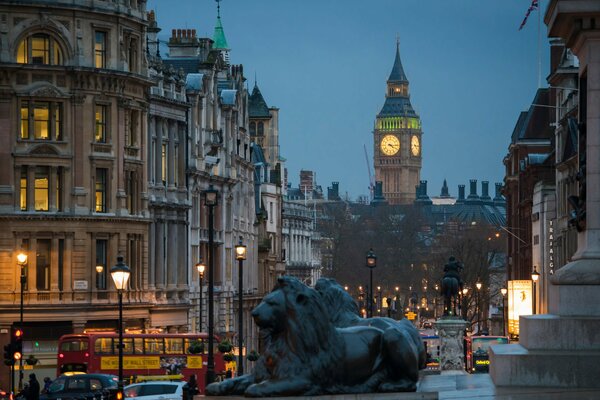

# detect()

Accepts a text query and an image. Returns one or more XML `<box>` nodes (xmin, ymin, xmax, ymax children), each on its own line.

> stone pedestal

<box><xmin>434</xmin><ymin>317</ymin><xmax>468</xmax><ymax>371</ymax></box>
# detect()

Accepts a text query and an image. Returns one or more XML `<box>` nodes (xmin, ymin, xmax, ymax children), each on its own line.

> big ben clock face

<box><xmin>380</xmin><ymin>134</ymin><xmax>400</xmax><ymax>156</ymax></box>
<box><xmin>411</xmin><ymin>135</ymin><xmax>420</xmax><ymax>156</ymax></box>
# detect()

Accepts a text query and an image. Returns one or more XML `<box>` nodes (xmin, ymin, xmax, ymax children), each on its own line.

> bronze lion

<box><xmin>206</xmin><ymin>276</ymin><xmax>423</xmax><ymax>397</ymax></box>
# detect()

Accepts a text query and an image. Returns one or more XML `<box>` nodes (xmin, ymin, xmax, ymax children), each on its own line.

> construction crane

<box><xmin>364</xmin><ymin>144</ymin><xmax>375</xmax><ymax>200</ymax></box>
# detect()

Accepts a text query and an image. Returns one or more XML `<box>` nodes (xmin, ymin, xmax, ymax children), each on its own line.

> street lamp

<box><xmin>196</xmin><ymin>261</ymin><xmax>206</xmax><ymax>333</ymax></box>
<box><xmin>377</xmin><ymin>286</ymin><xmax>382</xmax><ymax>316</ymax></box>
<box><xmin>110</xmin><ymin>255</ymin><xmax>130</xmax><ymax>395</ymax></box>
<box><xmin>234</xmin><ymin>237</ymin><xmax>246</xmax><ymax>376</ymax></box>
<box><xmin>500</xmin><ymin>287</ymin><xmax>508</xmax><ymax>336</ymax></box>
<box><xmin>204</xmin><ymin>185</ymin><xmax>218</xmax><ymax>384</ymax></box>
<box><xmin>476</xmin><ymin>280</ymin><xmax>482</xmax><ymax>334</ymax></box>
<box><xmin>531</xmin><ymin>267</ymin><xmax>540</xmax><ymax>315</ymax></box>
<box><xmin>16</xmin><ymin>251</ymin><xmax>27</xmax><ymax>390</ymax></box>
<box><xmin>366</xmin><ymin>249</ymin><xmax>376</xmax><ymax>318</ymax></box>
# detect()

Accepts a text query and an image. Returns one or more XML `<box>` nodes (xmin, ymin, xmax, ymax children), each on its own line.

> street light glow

<box><xmin>16</xmin><ymin>252</ymin><xmax>27</xmax><ymax>265</ymax></box>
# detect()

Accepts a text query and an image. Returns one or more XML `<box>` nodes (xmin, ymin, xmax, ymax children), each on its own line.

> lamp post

<box><xmin>16</xmin><ymin>251</ymin><xmax>27</xmax><ymax>390</ymax></box>
<box><xmin>196</xmin><ymin>261</ymin><xmax>206</xmax><ymax>333</ymax></box>
<box><xmin>234</xmin><ymin>237</ymin><xmax>246</xmax><ymax>376</ymax></box>
<box><xmin>377</xmin><ymin>286</ymin><xmax>382</xmax><ymax>316</ymax></box>
<box><xmin>476</xmin><ymin>281</ymin><xmax>482</xmax><ymax>334</ymax></box>
<box><xmin>500</xmin><ymin>287</ymin><xmax>508</xmax><ymax>336</ymax></box>
<box><xmin>110</xmin><ymin>255</ymin><xmax>130</xmax><ymax>395</ymax></box>
<box><xmin>204</xmin><ymin>185</ymin><xmax>218</xmax><ymax>384</ymax></box>
<box><xmin>366</xmin><ymin>249</ymin><xmax>376</xmax><ymax>318</ymax></box>
<box><xmin>461</xmin><ymin>287</ymin><xmax>469</xmax><ymax>321</ymax></box>
<box><xmin>531</xmin><ymin>267</ymin><xmax>540</xmax><ymax>315</ymax></box>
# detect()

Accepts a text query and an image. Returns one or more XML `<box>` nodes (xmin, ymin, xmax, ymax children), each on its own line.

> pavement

<box><xmin>200</xmin><ymin>371</ymin><xmax>600</xmax><ymax>399</ymax></box>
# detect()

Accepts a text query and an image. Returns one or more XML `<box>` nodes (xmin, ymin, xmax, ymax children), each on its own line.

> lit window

<box><xmin>94</xmin><ymin>31</ymin><xmax>106</xmax><ymax>68</ymax></box>
<box><xmin>20</xmin><ymin>166</ymin><xmax>27</xmax><ymax>211</ymax></box>
<box><xmin>16</xmin><ymin>34</ymin><xmax>63</xmax><ymax>65</ymax></box>
<box><xmin>20</xmin><ymin>101</ymin><xmax>62</xmax><ymax>141</ymax></box>
<box><xmin>95</xmin><ymin>105</ymin><xmax>107</xmax><ymax>142</ymax></box>
<box><xmin>96</xmin><ymin>239</ymin><xmax>107</xmax><ymax>290</ymax></box>
<box><xmin>34</xmin><ymin>166</ymin><xmax>49</xmax><ymax>211</ymax></box>
<box><xmin>95</xmin><ymin>168</ymin><xmax>107</xmax><ymax>212</ymax></box>
<box><xmin>33</xmin><ymin>102</ymin><xmax>50</xmax><ymax>140</ymax></box>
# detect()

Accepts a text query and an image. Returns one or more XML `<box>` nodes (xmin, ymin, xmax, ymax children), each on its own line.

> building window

<box><xmin>127</xmin><ymin>110</ymin><xmax>138</xmax><ymax>147</ymax></box>
<box><xmin>17</xmin><ymin>33</ymin><xmax>63</xmax><ymax>65</ymax></box>
<box><xmin>126</xmin><ymin>170</ymin><xmax>137</xmax><ymax>214</ymax></box>
<box><xmin>56</xmin><ymin>166</ymin><xmax>63</xmax><ymax>211</ymax></box>
<box><xmin>95</xmin><ymin>168</ymin><xmax>107</xmax><ymax>212</ymax></box>
<box><xmin>20</xmin><ymin>166</ymin><xmax>27</xmax><ymax>211</ymax></box>
<box><xmin>34</xmin><ymin>166</ymin><xmax>49</xmax><ymax>211</ymax></box>
<box><xmin>94</xmin><ymin>31</ymin><xmax>106</xmax><ymax>68</ymax></box>
<box><xmin>174</xmin><ymin>145</ymin><xmax>179</xmax><ymax>186</ymax></box>
<box><xmin>257</xmin><ymin>122</ymin><xmax>264</xmax><ymax>136</ymax></box>
<box><xmin>96</xmin><ymin>239</ymin><xmax>107</xmax><ymax>290</ymax></box>
<box><xmin>95</xmin><ymin>105</ymin><xmax>107</xmax><ymax>142</ymax></box>
<box><xmin>20</xmin><ymin>101</ymin><xmax>63</xmax><ymax>141</ymax></box>
<box><xmin>161</xmin><ymin>143</ymin><xmax>167</xmax><ymax>185</ymax></box>
<box><xmin>249</xmin><ymin>122</ymin><xmax>256</xmax><ymax>136</ymax></box>
<box><xmin>36</xmin><ymin>239</ymin><xmax>51</xmax><ymax>291</ymax></box>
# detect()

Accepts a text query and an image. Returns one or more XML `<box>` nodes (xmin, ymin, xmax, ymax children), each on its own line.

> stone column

<box><xmin>434</xmin><ymin>317</ymin><xmax>468</xmax><ymax>372</ymax></box>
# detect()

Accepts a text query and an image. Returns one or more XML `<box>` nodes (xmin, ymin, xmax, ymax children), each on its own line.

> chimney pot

<box><xmin>171</xmin><ymin>29</ymin><xmax>176</xmax><ymax>38</ymax></box>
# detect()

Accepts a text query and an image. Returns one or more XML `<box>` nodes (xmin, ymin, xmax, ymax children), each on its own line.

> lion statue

<box><xmin>206</xmin><ymin>276</ymin><xmax>422</xmax><ymax>397</ymax></box>
<box><xmin>315</xmin><ymin>277</ymin><xmax>427</xmax><ymax>377</ymax></box>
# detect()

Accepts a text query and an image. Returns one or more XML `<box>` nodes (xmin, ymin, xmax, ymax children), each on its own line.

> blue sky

<box><xmin>148</xmin><ymin>0</ymin><xmax>550</xmax><ymax>200</ymax></box>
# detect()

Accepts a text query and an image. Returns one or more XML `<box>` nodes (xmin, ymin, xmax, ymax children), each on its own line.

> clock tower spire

<box><xmin>373</xmin><ymin>41</ymin><xmax>422</xmax><ymax>205</ymax></box>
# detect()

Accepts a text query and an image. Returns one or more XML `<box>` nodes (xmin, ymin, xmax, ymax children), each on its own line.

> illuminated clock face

<box><xmin>380</xmin><ymin>135</ymin><xmax>400</xmax><ymax>156</ymax></box>
<box><xmin>411</xmin><ymin>135</ymin><xmax>420</xmax><ymax>156</ymax></box>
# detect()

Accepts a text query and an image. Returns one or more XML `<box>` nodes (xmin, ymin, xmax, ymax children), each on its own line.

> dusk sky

<box><xmin>147</xmin><ymin>0</ymin><xmax>550</xmax><ymax>200</ymax></box>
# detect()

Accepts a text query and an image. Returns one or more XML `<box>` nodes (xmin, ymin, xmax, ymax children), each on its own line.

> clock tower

<box><xmin>373</xmin><ymin>42</ymin><xmax>422</xmax><ymax>205</ymax></box>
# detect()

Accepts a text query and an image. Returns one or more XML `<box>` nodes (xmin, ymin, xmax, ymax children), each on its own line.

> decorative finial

<box><xmin>216</xmin><ymin>0</ymin><xmax>222</xmax><ymax>19</ymax></box>
<box><xmin>254</xmin><ymin>71</ymin><xmax>257</xmax><ymax>87</ymax></box>
<box><xmin>396</xmin><ymin>33</ymin><xmax>400</xmax><ymax>49</ymax></box>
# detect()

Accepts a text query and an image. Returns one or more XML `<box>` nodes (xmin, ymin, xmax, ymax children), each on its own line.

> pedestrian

<box><xmin>187</xmin><ymin>374</ymin><xmax>198</xmax><ymax>396</ymax></box>
<box><xmin>41</xmin><ymin>377</ymin><xmax>51</xmax><ymax>394</ymax></box>
<box><xmin>25</xmin><ymin>373</ymin><xmax>40</xmax><ymax>400</ymax></box>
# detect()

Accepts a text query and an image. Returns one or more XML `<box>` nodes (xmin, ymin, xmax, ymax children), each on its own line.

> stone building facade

<box><xmin>0</xmin><ymin>0</ymin><xmax>152</xmax><ymax>385</ymax></box>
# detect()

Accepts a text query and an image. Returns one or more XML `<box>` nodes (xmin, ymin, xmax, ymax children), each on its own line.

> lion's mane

<box><xmin>252</xmin><ymin>277</ymin><xmax>345</xmax><ymax>393</ymax></box>
<box><xmin>315</xmin><ymin>277</ymin><xmax>363</xmax><ymax>327</ymax></box>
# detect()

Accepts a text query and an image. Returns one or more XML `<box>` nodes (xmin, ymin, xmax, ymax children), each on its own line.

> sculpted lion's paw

<box><xmin>244</xmin><ymin>383</ymin><xmax>265</xmax><ymax>398</ymax></box>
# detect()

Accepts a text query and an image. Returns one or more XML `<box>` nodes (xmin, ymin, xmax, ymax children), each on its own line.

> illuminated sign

<box><xmin>101</xmin><ymin>356</ymin><xmax>161</xmax><ymax>370</ymax></box>
<box><xmin>405</xmin><ymin>312</ymin><xmax>417</xmax><ymax>320</ymax></box>
<box><xmin>475</xmin><ymin>359</ymin><xmax>490</xmax><ymax>365</ymax></box>
<box><xmin>507</xmin><ymin>280</ymin><xmax>532</xmax><ymax>336</ymax></box>
<box><xmin>548</xmin><ymin>219</ymin><xmax>555</xmax><ymax>275</ymax></box>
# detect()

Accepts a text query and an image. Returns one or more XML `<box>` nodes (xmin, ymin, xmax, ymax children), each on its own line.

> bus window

<box><xmin>123</xmin><ymin>338</ymin><xmax>134</xmax><ymax>354</ymax></box>
<box><xmin>60</xmin><ymin>340</ymin><xmax>88</xmax><ymax>352</ymax></box>
<box><xmin>94</xmin><ymin>337</ymin><xmax>113</xmax><ymax>354</ymax></box>
<box><xmin>165</xmin><ymin>338</ymin><xmax>184</xmax><ymax>354</ymax></box>
<box><xmin>144</xmin><ymin>338</ymin><xmax>164</xmax><ymax>354</ymax></box>
<box><xmin>134</xmin><ymin>337</ymin><xmax>144</xmax><ymax>354</ymax></box>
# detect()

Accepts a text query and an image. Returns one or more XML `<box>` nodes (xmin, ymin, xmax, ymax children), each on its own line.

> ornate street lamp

<box><xmin>110</xmin><ymin>255</ymin><xmax>130</xmax><ymax>396</ymax></box>
<box><xmin>377</xmin><ymin>286</ymin><xmax>382</xmax><ymax>316</ymax></box>
<box><xmin>203</xmin><ymin>185</ymin><xmax>218</xmax><ymax>384</ymax></box>
<box><xmin>500</xmin><ymin>287</ymin><xmax>508</xmax><ymax>336</ymax></box>
<box><xmin>475</xmin><ymin>280</ymin><xmax>482</xmax><ymax>333</ymax></box>
<box><xmin>365</xmin><ymin>249</ymin><xmax>376</xmax><ymax>318</ymax></box>
<box><xmin>196</xmin><ymin>261</ymin><xmax>206</xmax><ymax>333</ymax></box>
<box><xmin>16</xmin><ymin>251</ymin><xmax>27</xmax><ymax>390</ymax></box>
<box><xmin>531</xmin><ymin>267</ymin><xmax>540</xmax><ymax>315</ymax></box>
<box><xmin>234</xmin><ymin>237</ymin><xmax>246</xmax><ymax>376</ymax></box>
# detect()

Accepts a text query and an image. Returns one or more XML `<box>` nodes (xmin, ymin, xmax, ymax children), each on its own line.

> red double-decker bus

<box><xmin>57</xmin><ymin>333</ymin><xmax>226</xmax><ymax>393</ymax></box>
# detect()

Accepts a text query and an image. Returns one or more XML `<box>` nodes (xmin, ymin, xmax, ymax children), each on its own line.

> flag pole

<box><xmin>538</xmin><ymin>0</ymin><xmax>542</xmax><ymax>88</ymax></box>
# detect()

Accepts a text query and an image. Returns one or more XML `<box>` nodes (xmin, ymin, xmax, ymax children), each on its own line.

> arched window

<box><xmin>249</xmin><ymin>122</ymin><xmax>256</xmax><ymax>136</ymax></box>
<box><xmin>17</xmin><ymin>33</ymin><xmax>64</xmax><ymax>65</ymax></box>
<box><xmin>257</xmin><ymin>122</ymin><xmax>264</xmax><ymax>136</ymax></box>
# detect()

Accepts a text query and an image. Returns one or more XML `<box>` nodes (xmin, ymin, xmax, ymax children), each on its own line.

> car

<box><xmin>40</xmin><ymin>374</ymin><xmax>119</xmax><ymax>400</ymax></box>
<box><xmin>124</xmin><ymin>381</ymin><xmax>188</xmax><ymax>400</ymax></box>
<box><xmin>0</xmin><ymin>387</ymin><xmax>12</xmax><ymax>400</ymax></box>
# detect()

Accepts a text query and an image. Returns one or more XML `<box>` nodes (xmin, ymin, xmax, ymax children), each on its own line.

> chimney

<box><xmin>457</xmin><ymin>185</ymin><xmax>465</xmax><ymax>202</ymax></box>
<box><xmin>420</xmin><ymin>180</ymin><xmax>428</xmax><ymax>197</ymax></box>
<box><xmin>467</xmin><ymin>179</ymin><xmax>479</xmax><ymax>200</ymax></box>
<box><xmin>494</xmin><ymin>182</ymin><xmax>504</xmax><ymax>204</ymax></box>
<box><xmin>481</xmin><ymin>181</ymin><xmax>491</xmax><ymax>201</ymax></box>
